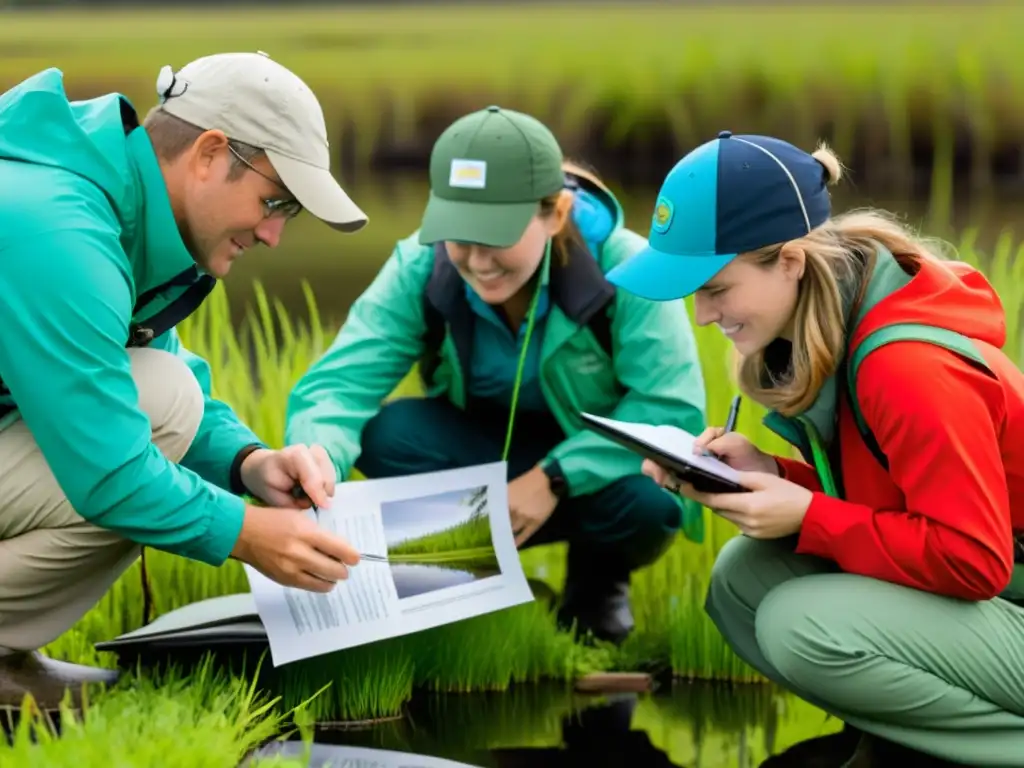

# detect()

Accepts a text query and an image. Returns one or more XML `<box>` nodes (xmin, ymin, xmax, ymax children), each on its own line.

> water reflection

<box><xmin>251</xmin><ymin>680</ymin><xmax>842</xmax><ymax>767</ymax></box>
<box><xmin>390</xmin><ymin>563</ymin><xmax>499</xmax><ymax>600</ymax></box>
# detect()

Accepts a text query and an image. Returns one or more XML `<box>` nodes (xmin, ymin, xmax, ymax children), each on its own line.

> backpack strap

<box><xmin>845</xmin><ymin>322</ymin><xmax>1024</xmax><ymax>569</ymax></box>
<box><xmin>845</xmin><ymin>322</ymin><xmax>992</xmax><ymax>470</ymax></box>
<box><xmin>586</xmin><ymin>304</ymin><xmax>614</xmax><ymax>359</ymax></box>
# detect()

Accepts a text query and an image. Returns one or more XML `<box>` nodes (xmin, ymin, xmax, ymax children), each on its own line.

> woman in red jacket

<box><xmin>605</xmin><ymin>131</ymin><xmax>1024</xmax><ymax>766</ymax></box>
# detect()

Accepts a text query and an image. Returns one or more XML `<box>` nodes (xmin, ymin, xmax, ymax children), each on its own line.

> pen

<box><xmin>702</xmin><ymin>395</ymin><xmax>741</xmax><ymax>459</ymax></box>
<box><xmin>291</xmin><ymin>485</ymin><xmax>321</xmax><ymax>513</ymax></box>
<box><xmin>724</xmin><ymin>394</ymin><xmax>742</xmax><ymax>434</ymax></box>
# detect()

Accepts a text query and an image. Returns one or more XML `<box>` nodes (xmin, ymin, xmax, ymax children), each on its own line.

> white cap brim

<box><xmin>266</xmin><ymin>149</ymin><xmax>368</xmax><ymax>233</ymax></box>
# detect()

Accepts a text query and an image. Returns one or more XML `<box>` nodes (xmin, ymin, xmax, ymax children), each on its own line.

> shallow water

<box><xmin>250</xmin><ymin>680</ymin><xmax>841</xmax><ymax>767</ymax></box>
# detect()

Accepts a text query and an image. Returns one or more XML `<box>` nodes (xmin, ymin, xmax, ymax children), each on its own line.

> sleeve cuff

<box><xmin>179</xmin><ymin>488</ymin><xmax>247</xmax><ymax>566</ymax></box>
<box><xmin>541</xmin><ymin>457</ymin><xmax>570</xmax><ymax>499</ymax></box>
<box><xmin>775</xmin><ymin>455</ymin><xmax>823</xmax><ymax>491</ymax></box>
<box><xmin>795</xmin><ymin>491</ymin><xmax>845</xmax><ymax>560</ymax></box>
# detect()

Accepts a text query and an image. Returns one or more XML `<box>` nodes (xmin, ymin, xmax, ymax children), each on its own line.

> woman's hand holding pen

<box><xmin>641</xmin><ymin>394</ymin><xmax>775</xmax><ymax>487</ymax></box>
<box><xmin>642</xmin><ymin>395</ymin><xmax>810</xmax><ymax>540</ymax></box>
<box><xmin>692</xmin><ymin>428</ymin><xmax>779</xmax><ymax>475</ymax></box>
<box><xmin>643</xmin><ymin>443</ymin><xmax>810</xmax><ymax>539</ymax></box>
<box><xmin>639</xmin><ymin>431</ymin><xmax>776</xmax><ymax>491</ymax></box>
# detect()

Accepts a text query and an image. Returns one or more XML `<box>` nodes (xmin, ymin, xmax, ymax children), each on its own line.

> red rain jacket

<box><xmin>777</xmin><ymin>257</ymin><xmax>1024</xmax><ymax>601</ymax></box>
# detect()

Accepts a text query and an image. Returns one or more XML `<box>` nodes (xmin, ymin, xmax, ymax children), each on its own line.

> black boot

<box><xmin>556</xmin><ymin>546</ymin><xmax>634</xmax><ymax>645</ymax></box>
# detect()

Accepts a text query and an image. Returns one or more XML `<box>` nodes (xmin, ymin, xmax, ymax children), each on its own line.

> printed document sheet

<box><xmin>245</xmin><ymin>461</ymin><xmax>534</xmax><ymax>666</ymax></box>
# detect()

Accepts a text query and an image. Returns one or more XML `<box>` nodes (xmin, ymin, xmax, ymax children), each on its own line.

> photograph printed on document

<box><xmin>379</xmin><ymin>485</ymin><xmax>502</xmax><ymax>600</ymax></box>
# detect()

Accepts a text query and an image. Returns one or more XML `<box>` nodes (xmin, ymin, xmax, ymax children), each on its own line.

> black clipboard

<box><xmin>580</xmin><ymin>412</ymin><xmax>751</xmax><ymax>494</ymax></box>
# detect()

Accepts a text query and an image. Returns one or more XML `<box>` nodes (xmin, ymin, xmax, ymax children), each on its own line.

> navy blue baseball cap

<box><xmin>606</xmin><ymin>131</ymin><xmax>833</xmax><ymax>301</ymax></box>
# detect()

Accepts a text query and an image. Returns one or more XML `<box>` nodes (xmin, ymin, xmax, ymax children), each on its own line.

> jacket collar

<box><xmin>425</xmin><ymin>238</ymin><xmax>614</xmax><ymax>327</ymax></box>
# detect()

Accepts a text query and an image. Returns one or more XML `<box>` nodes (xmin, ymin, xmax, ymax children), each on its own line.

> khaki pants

<box><xmin>0</xmin><ymin>348</ymin><xmax>204</xmax><ymax>651</ymax></box>
<box><xmin>706</xmin><ymin>534</ymin><xmax>1024</xmax><ymax>766</ymax></box>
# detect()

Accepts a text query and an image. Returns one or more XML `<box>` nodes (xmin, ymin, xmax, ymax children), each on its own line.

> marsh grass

<box><xmin>242</xmin><ymin>598</ymin><xmax>605</xmax><ymax>724</ymax></box>
<box><xmin>31</xmin><ymin>223</ymin><xmax>1024</xmax><ymax>730</ymax></box>
<box><xmin>388</xmin><ymin>517</ymin><xmax>494</xmax><ymax>558</ymax></box>
<box><xmin>0</xmin><ymin>656</ymin><xmax>314</xmax><ymax>767</ymax></box>
<box><xmin>388</xmin><ymin>548</ymin><xmax>497</xmax><ymax>567</ymax></box>
<box><xmin>263</xmin><ymin>646</ymin><xmax>415</xmax><ymax>724</ymax></box>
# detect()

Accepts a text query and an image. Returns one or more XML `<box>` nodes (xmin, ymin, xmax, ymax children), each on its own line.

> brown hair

<box><xmin>735</xmin><ymin>142</ymin><xmax>954</xmax><ymax>416</ymax></box>
<box><xmin>142</xmin><ymin>106</ymin><xmax>263</xmax><ymax>181</ymax></box>
<box><xmin>537</xmin><ymin>159</ymin><xmax>600</xmax><ymax>266</ymax></box>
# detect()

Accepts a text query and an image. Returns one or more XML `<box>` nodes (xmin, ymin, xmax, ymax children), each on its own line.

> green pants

<box><xmin>705</xmin><ymin>534</ymin><xmax>1024</xmax><ymax>766</ymax></box>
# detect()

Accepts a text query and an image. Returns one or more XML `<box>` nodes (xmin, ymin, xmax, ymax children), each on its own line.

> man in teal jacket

<box><xmin>286</xmin><ymin>107</ymin><xmax>708</xmax><ymax>644</ymax></box>
<box><xmin>0</xmin><ymin>52</ymin><xmax>366</xmax><ymax>707</ymax></box>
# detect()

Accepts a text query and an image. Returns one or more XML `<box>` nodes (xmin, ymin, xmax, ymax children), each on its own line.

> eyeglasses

<box><xmin>227</xmin><ymin>143</ymin><xmax>304</xmax><ymax>220</ymax></box>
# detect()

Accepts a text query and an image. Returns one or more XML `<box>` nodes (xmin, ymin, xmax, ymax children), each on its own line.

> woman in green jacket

<box><xmin>285</xmin><ymin>106</ymin><xmax>708</xmax><ymax>643</ymax></box>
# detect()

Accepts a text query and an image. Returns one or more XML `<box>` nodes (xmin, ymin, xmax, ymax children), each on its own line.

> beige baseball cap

<box><xmin>155</xmin><ymin>51</ymin><xmax>367</xmax><ymax>233</ymax></box>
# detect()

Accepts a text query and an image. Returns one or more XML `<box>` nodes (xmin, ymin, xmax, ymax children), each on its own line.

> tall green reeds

<box><xmin>32</xmin><ymin>224</ymin><xmax>1024</xmax><ymax>725</ymax></box>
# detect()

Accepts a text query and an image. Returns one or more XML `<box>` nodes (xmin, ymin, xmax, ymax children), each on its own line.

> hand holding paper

<box><xmin>240</xmin><ymin>443</ymin><xmax>336</xmax><ymax>509</ymax></box>
<box><xmin>97</xmin><ymin>464</ymin><xmax>534</xmax><ymax>666</ymax></box>
<box><xmin>242</xmin><ymin>462</ymin><xmax>534</xmax><ymax>666</ymax></box>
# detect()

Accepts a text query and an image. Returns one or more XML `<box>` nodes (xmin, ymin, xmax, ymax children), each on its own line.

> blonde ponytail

<box><xmin>811</xmin><ymin>142</ymin><xmax>844</xmax><ymax>186</ymax></box>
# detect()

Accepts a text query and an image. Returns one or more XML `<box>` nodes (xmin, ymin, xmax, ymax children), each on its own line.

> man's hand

<box><xmin>232</xmin><ymin>504</ymin><xmax>360</xmax><ymax>592</ymax></box>
<box><xmin>240</xmin><ymin>444</ymin><xmax>336</xmax><ymax>509</ymax></box>
<box><xmin>508</xmin><ymin>465</ymin><xmax>559</xmax><ymax>548</ymax></box>
<box><xmin>674</xmin><ymin>471</ymin><xmax>813</xmax><ymax>540</ymax></box>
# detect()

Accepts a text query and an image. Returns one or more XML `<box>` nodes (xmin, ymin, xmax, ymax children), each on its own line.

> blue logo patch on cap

<box><xmin>652</xmin><ymin>196</ymin><xmax>674</xmax><ymax>233</ymax></box>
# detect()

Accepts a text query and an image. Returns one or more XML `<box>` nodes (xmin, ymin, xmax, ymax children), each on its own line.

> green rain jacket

<box><xmin>286</xmin><ymin>167</ymin><xmax>708</xmax><ymax>532</ymax></box>
<box><xmin>0</xmin><ymin>68</ymin><xmax>265</xmax><ymax>566</ymax></box>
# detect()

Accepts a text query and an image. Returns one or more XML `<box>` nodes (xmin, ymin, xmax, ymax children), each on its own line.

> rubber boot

<box><xmin>0</xmin><ymin>647</ymin><xmax>120</xmax><ymax>711</ymax></box>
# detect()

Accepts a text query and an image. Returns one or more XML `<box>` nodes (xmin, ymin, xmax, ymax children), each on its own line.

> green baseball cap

<box><xmin>418</xmin><ymin>106</ymin><xmax>565</xmax><ymax>247</ymax></box>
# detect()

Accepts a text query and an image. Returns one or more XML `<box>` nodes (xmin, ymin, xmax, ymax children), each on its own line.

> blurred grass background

<box><xmin>2</xmin><ymin>2</ymin><xmax>1022</xmax><ymax>327</ymax></box>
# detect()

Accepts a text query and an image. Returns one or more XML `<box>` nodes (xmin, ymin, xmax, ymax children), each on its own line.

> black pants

<box><xmin>354</xmin><ymin>397</ymin><xmax>681</xmax><ymax>579</ymax></box>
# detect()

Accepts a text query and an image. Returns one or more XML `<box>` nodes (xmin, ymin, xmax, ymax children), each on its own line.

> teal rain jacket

<box><xmin>0</xmin><ymin>68</ymin><xmax>265</xmax><ymax>566</ymax></box>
